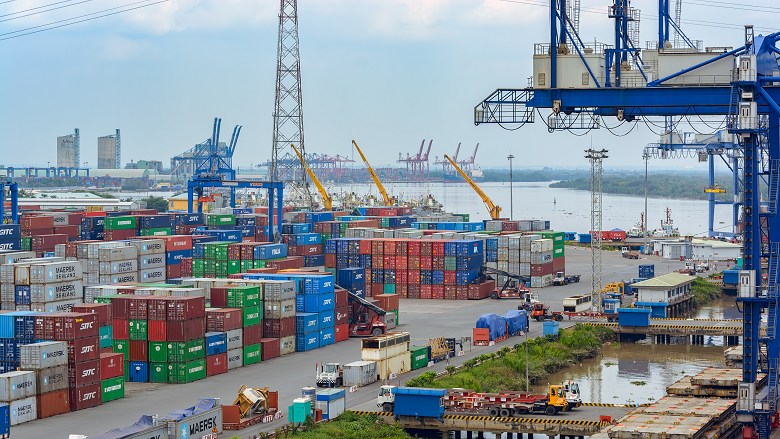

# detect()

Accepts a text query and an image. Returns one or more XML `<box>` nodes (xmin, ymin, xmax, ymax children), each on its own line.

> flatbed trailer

<box><xmin>443</xmin><ymin>387</ymin><xmax>568</xmax><ymax>416</ymax></box>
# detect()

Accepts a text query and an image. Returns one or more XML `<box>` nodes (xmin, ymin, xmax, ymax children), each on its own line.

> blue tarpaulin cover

<box><xmin>503</xmin><ymin>310</ymin><xmax>528</xmax><ymax>334</ymax></box>
<box><xmin>90</xmin><ymin>415</ymin><xmax>155</xmax><ymax>439</ymax></box>
<box><xmin>476</xmin><ymin>313</ymin><xmax>506</xmax><ymax>340</ymax></box>
<box><xmin>159</xmin><ymin>398</ymin><xmax>217</xmax><ymax>421</ymax></box>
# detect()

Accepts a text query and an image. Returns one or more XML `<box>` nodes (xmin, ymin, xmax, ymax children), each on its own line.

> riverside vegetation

<box><xmin>405</xmin><ymin>324</ymin><xmax>616</xmax><ymax>393</ymax></box>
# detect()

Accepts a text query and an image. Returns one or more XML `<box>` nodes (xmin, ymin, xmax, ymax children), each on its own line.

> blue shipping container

<box><xmin>129</xmin><ymin>361</ymin><xmax>149</xmax><ymax>382</ymax></box>
<box><xmin>0</xmin><ymin>240</ymin><xmax>20</xmax><ymax>252</ymax></box>
<box><xmin>165</xmin><ymin>250</ymin><xmax>192</xmax><ymax>266</ymax></box>
<box><xmin>191</xmin><ymin>235</ymin><xmax>219</xmax><ymax>245</ymax></box>
<box><xmin>254</xmin><ymin>244</ymin><xmax>287</xmax><ymax>260</ymax></box>
<box><xmin>618</xmin><ymin>308</ymin><xmax>651</xmax><ymax>326</ymax></box>
<box><xmin>297</xmin><ymin>293</ymin><xmax>336</xmax><ymax>313</ymax></box>
<box><xmin>296</xmin><ymin>332</ymin><xmax>320</xmax><ymax>352</ymax></box>
<box><xmin>638</xmin><ymin>264</ymin><xmax>655</xmax><ymax>278</ymax></box>
<box><xmin>303</xmin><ymin>255</ymin><xmax>325</xmax><ymax>267</ymax></box>
<box><xmin>0</xmin><ymin>402</ymin><xmax>8</xmax><ymax>436</ymax></box>
<box><xmin>138</xmin><ymin>215</ymin><xmax>171</xmax><ymax>229</ymax></box>
<box><xmin>81</xmin><ymin>217</ymin><xmax>105</xmax><ymax>230</ymax></box>
<box><xmin>0</xmin><ymin>225</ymin><xmax>21</xmax><ymax>240</ymax></box>
<box><xmin>200</xmin><ymin>230</ymin><xmax>242</xmax><ymax>242</ymax></box>
<box><xmin>543</xmin><ymin>321</ymin><xmax>559</xmax><ymax>337</ymax></box>
<box><xmin>578</xmin><ymin>233</ymin><xmax>592</xmax><ymax>243</ymax></box>
<box><xmin>303</xmin><ymin>276</ymin><xmax>335</xmax><ymax>295</ymax></box>
<box><xmin>319</xmin><ymin>327</ymin><xmax>335</xmax><ymax>346</ymax></box>
<box><xmin>391</xmin><ymin>388</ymin><xmax>447</xmax><ymax>419</ymax></box>
<box><xmin>80</xmin><ymin>231</ymin><xmax>104</xmax><ymax>240</ymax></box>
<box><xmin>205</xmin><ymin>332</ymin><xmax>227</xmax><ymax>356</ymax></box>
<box><xmin>295</xmin><ymin>313</ymin><xmax>319</xmax><ymax>334</ymax></box>
<box><xmin>236</xmin><ymin>216</ymin><xmax>257</xmax><ymax>227</ymax></box>
<box><xmin>319</xmin><ymin>310</ymin><xmax>335</xmax><ymax>329</ymax></box>
<box><xmin>294</xmin><ymin>233</ymin><xmax>322</xmax><ymax>245</ymax></box>
<box><xmin>337</xmin><ymin>268</ymin><xmax>365</xmax><ymax>286</ymax></box>
<box><xmin>14</xmin><ymin>314</ymin><xmax>36</xmax><ymax>339</ymax></box>
<box><xmin>175</xmin><ymin>213</ymin><xmax>205</xmax><ymax>225</ymax></box>
<box><xmin>345</xmin><ymin>284</ymin><xmax>365</xmax><ymax>298</ymax></box>
<box><xmin>14</xmin><ymin>286</ymin><xmax>30</xmax><ymax>305</ymax></box>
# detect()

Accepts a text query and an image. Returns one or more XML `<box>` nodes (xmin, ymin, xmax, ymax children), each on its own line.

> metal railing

<box><xmin>534</xmin><ymin>42</ymin><xmax>611</xmax><ymax>55</ymax></box>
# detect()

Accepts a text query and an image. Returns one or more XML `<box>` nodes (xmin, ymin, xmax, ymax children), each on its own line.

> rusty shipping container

<box><xmin>207</xmin><ymin>309</ymin><xmax>242</xmax><ymax>332</ymax></box>
<box><xmin>37</xmin><ymin>389</ymin><xmax>70</xmax><ymax>419</ymax></box>
<box><xmin>71</xmin><ymin>303</ymin><xmax>111</xmax><ymax>327</ymax></box>
<box><xmin>69</xmin><ymin>382</ymin><xmax>101</xmax><ymax>411</ymax></box>
<box><xmin>128</xmin><ymin>340</ymin><xmax>148</xmax><ymax>361</ymax></box>
<box><xmin>55</xmin><ymin>313</ymin><xmax>99</xmax><ymax>340</ymax></box>
<box><xmin>67</xmin><ymin>359</ymin><xmax>100</xmax><ymax>388</ymax></box>
<box><xmin>260</xmin><ymin>338</ymin><xmax>280</xmax><ymax>361</ymax></box>
<box><xmin>262</xmin><ymin>317</ymin><xmax>294</xmax><ymax>339</ymax></box>
<box><xmin>166</xmin><ymin>318</ymin><xmax>205</xmax><ymax>342</ymax></box>
<box><xmin>67</xmin><ymin>337</ymin><xmax>100</xmax><ymax>364</ymax></box>
<box><xmin>167</xmin><ymin>297</ymin><xmax>205</xmax><ymax>321</ymax></box>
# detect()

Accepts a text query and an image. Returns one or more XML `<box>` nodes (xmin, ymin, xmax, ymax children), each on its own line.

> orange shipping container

<box><xmin>374</xmin><ymin>294</ymin><xmax>399</xmax><ymax>311</ymax></box>
<box><xmin>37</xmin><ymin>389</ymin><xmax>70</xmax><ymax>419</ymax></box>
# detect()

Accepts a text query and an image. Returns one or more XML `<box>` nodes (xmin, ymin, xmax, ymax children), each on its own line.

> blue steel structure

<box><xmin>474</xmin><ymin>0</ymin><xmax>780</xmax><ymax>435</ymax></box>
<box><xmin>186</xmin><ymin>117</ymin><xmax>284</xmax><ymax>240</ymax></box>
<box><xmin>0</xmin><ymin>180</ymin><xmax>18</xmax><ymax>225</ymax></box>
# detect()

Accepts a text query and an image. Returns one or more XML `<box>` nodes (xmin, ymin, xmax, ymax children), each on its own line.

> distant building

<box><xmin>57</xmin><ymin>129</ymin><xmax>80</xmax><ymax>168</ymax></box>
<box><xmin>98</xmin><ymin>130</ymin><xmax>121</xmax><ymax>169</ymax></box>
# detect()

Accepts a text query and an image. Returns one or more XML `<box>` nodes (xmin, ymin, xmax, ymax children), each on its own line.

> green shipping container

<box><xmin>228</xmin><ymin>260</ymin><xmax>241</xmax><ymax>275</ymax></box>
<box><xmin>410</xmin><ymin>346</ymin><xmax>429</xmax><ymax>370</ymax></box>
<box><xmin>207</xmin><ymin>214</ymin><xmax>236</xmax><ymax>226</ymax></box>
<box><xmin>455</xmin><ymin>213</ymin><xmax>470</xmax><ymax>222</ymax></box>
<box><xmin>149</xmin><ymin>341</ymin><xmax>168</xmax><ymax>363</ymax></box>
<box><xmin>99</xmin><ymin>326</ymin><xmax>113</xmax><ymax>349</ymax></box>
<box><xmin>553</xmin><ymin>246</ymin><xmax>565</xmax><ymax>259</ymax></box>
<box><xmin>113</xmin><ymin>340</ymin><xmax>128</xmax><ymax>358</ymax></box>
<box><xmin>167</xmin><ymin>339</ymin><xmax>205</xmax><ymax>363</ymax></box>
<box><xmin>243</xmin><ymin>343</ymin><xmax>262</xmax><ymax>365</ymax></box>
<box><xmin>94</xmin><ymin>294</ymin><xmax>125</xmax><ymax>304</ymax></box>
<box><xmin>321</xmin><ymin>233</ymin><xmax>331</xmax><ymax>241</ymax></box>
<box><xmin>21</xmin><ymin>237</ymin><xmax>30</xmax><ymax>251</ymax></box>
<box><xmin>383</xmin><ymin>284</ymin><xmax>396</xmax><ymax>295</ymax></box>
<box><xmin>150</xmin><ymin>363</ymin><xmax>168</xmax><ymax>383</ymax></box>
<box><xmin>391</xmin><ymin>309</ymin><xmax>399</xmax><ymax>325</ymax></box>
<box><xmin>124</xmin><ymin>361</ymin><xmax>129</xmax><ymax>381</ymax></box>
<box><xmin>129</xmin><ymin>320</ymin><xmax>148</xmax><ymax>341</ymax></box>
<box><xmin>140</xmin><ymin>228</ymin><xmax>171</xmax><ymax>236</ymax></box>
<box><xmin>243</xmin><ymin>306</ymin><xmax>262</xmax><ymax>327</ymax></box>
<box><xmin>168</xmin><ymin>359</ymin><xmax>207</xmax><ymax>384</ymax></box>
<box><xmin>443</xmin><ymin>256</ymin><xmax>457</xmax><ymax>271</ymax></box>
<box><xmin>105</xmin><ymin>216</ymin><xmax>137</xmax><ymax>230</ymax></box>
<box><xmin>324</xmin><ymin>268</ymin><xmax>337</xmax><ymax>277</ymax></box>
<box><xmin>101</xmin><ymin>376</ymin><xmax>125</xmax><ymax>402</ymax></box>
<box><xmin>539</xmin><ymin>231</ymin><xmax>565</xmax><ymax>246</ymax></box>
<box><xmin>240</xmin><ymin>260</ymin><xmax>253</xmax><ymax>272</ymax></box>
<box><xmin>227</xmin><ymin>286</ymin><xmax>260</xmax><ymax>308</ymax></box>
<box><xmin>255</xmin><ymin>260</ymin><xmax>266</xmax><ymax>268</ymax></box>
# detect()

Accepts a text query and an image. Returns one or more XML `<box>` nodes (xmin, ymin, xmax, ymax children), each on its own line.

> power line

<box><xmin>0</xmin><ymin>0</ymin><xmax>168</xmax><ymax>41</ymax></box>
<box><xmin>1</xmin><ymin>0</ymin><xmax>97</xmax><ymax>23</ymax></box>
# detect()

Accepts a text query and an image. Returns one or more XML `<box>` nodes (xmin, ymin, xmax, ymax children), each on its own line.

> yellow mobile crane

<box><xmin>352</xmin><ymin>140</ymin><xmax>394</xmax><ymax>206</ymax></box>
<box><xmin>444</xmin><ymin>154</ymin><xmax>501</xmax><ymax>219</ymax></box>
<box><xmin>291</xmin><ymin>144</ymin><xmax>332</xmax><ymax>210</ymax></box>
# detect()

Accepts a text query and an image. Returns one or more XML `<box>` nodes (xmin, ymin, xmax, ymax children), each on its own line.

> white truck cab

<box><xmin>316</xmin><ymin>362</ymin><xmax>343</xmax><ymax>387</ymax></box>
<box><xmin>377</xmin><ymin>385</ymin><xmax>396</xmax><ymax>412</ymax></box>
<box><xmin>562</xmin><ymin>381</ymin><xmax>582</xmax><ymax>408</ymax></box>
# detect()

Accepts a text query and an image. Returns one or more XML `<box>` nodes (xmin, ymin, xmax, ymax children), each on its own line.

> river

<box><xmin>114</xmin><ymin>181</ymin><xmax>732</xmax><ymax>237</ymax></box>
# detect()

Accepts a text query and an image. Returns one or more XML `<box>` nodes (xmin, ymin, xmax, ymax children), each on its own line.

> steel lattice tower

<box><xmin>586</xmin><ymin>149</ymin><xmax>608</xmax><ymax>312</ymax></box>
<box><xmin>271</xmin><ymin>0</ymin><xmax>310</xmax><ymax>205</ymax></box>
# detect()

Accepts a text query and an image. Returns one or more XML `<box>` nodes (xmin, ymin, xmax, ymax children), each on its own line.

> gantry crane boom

<box><xmin>444</xmin><ymin>154</ymin><xmax>501</xmax><ymax>219</ymax></box>
<box><xmin>291</xmin><ymin>145</ymin><xmax>332</xmax><ymax>211</ymax></box>
<box><xmin>352</xmin><ymin>140</ymin><xmax>392</xmax><ymax>206</ymax></box>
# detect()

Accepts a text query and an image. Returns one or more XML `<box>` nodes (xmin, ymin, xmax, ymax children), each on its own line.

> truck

<box><xmin>316</xmin><ymin>362</ymin><xmax>344</xmax><ymax>387</ymax></box>
<box><xmin>552</xmin><ymin>272</ymin><xmax>581</xmax><ymax>286</ymax></box>
<box><xmin>344</xmin><ymin>289</ymin><xmax>387</xmax><ymax>337</ymax></box>
<box><xmin>621</xmin><ymin>247</ymin><xmax>639</xmax><ymax>259</ymax></box>
<box><xmin>561</xmin><ymin>381</ymin><xmax>582</xmax><ymax>408</ymax></box>
<box><xmin>478</xmin><ymin>266</ymin><xmax>532</xmax><ymax>299</ymax></box>
<box><xmin>379</xmin><ymin>384</ymin><xmax>569</xmax><ymax>416</ymax></box>
<box><xmin>530</xmin><ymin>302</ymin><xmax>563</xmax><ymax>322</ymax></box>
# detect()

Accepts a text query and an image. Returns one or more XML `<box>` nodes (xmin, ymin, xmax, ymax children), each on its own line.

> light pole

<box><xmin>643</xmin><ymin>151</ymin><xmax>650</xmax><ymax>254</ymax></box>
<box><xmin>525</xmin><ymin>328</ymin><xmax>529</xmax><ymax>391</ymax></box>
<box><xmin>507</xmin><ymin>154</ymin><xmax>515</xmax><ymax>220</ymax></box>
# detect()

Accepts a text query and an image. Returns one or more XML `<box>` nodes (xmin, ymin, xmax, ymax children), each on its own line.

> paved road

<box><xmin>15</xmin><ymin>247</ymin><xmax>689</xmax><ymax>438</ymax></box>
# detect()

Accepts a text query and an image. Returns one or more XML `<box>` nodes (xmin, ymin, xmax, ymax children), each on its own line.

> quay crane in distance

<box><xmin>444</xmin><ymin>154</ymin><xmax>500</xmax><ymax>219</ymax></box>
<box><xmin>291</xmin><ymin>144</ymin><xmax>332</xmax><ymax>211</ymax></box>
<box><xmin>352</xmin><ymin>140</ymin><xmax>395</xmax><ymax>206</ymax></box>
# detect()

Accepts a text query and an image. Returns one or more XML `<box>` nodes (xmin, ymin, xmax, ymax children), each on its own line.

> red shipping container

<box><xmin>420</xmin><ymin>257</ymin><xmax>433</xmax><ymax>270</ymax></box>
<box><xmin>324</xmin><ymin>254</ymin><xmax>336</xmax><ymax>269</ymax></box>
<box><xmin>147</xmin><ymin>297</ymin><xmax>169</xmax><ymax>321</ymax></box>
<box><xmin>128</xmin><ymin>297</ymin><xmax>148</xmax><ymax>320</ymax></box>
<box><xmin>334</xmin><ymin>288</ymin><xmax>347</xmax><ymax>309</ymax></box>
<box><xmin>207</xmin><ymin>309</ymin><xmax>243</xmax><ymax>332</ymax></box>
<box><xmin>396</xmin><ymin>269</ymin><xmax>408</xmax><ymax>284</ymax></box>
<box><xmin>37</xmin><ymin>388</ymin><xmax>70</xmax><ymax>419</ymax></box>
<box><xmin>100</xmin><ymin>347</ymin><xmax>113</xmax><ymax>355</ymax></box>
<box><xmin>432</xmin><ymin>241</ymin><xmax>446</xmax><ymax>256</ymax></box>
<box><xmin>530</xmin><ymin>262</ymin><xmax>554</xmax><ymax>276</ymax></box>
<box><xmin>112</xmin><ymin>319</ymin><xmax>129</xmax><ymax>340</ymax></box>
<box><xmin>67</xmin><ymin>337</ymin><xmax>100</xmax><ymax>364</ymax></box>
<box><xmin>334</xmin><ymin>307</ymin><xmax>349</xmax><ymax>326</ymax></box>
<box><xmin>166</xmin><ymin>264</ymin><xmax>182</xmax><ymax>279</ymax></box>
<box><xmin>55</xmin><ymin>313</ymin><xmax>99</xmax><ymax>340</ymax></box>
<box><xmin>71</xmin><ymin>303</ymin><xmax>111</xmax><ymax>327</ymax></box>
<box><xmin>206</xmin><ymin>353</ymin><xmax>228</xmax><ymax>377</ymax></box>
<box><xmin>374</xmin><ymin>294</ymin><xmax>399</xmax><ymax>311</ymax></box>
<box><xmin>334</xmin><ymin>324</ymin><xmax>349</xmax><ymax>343</ymax></box>
<box><xmin>407</xmin><ymin>284</ymin><xmax>420</xmax><ymax>299</ymax></box>
<box><xmin>396</xmin><ymin>284</ymin><xmax>408</xmax><ymax>298</ymax></box>
<box><xmin>69</xmin><ymin>382</ymin><xmax>102</xmax><ymax>411</ymax></box>
<box><xmin>128</xmin><ymin>340</ymin><xmax>148</xmax><ymax>361</ymax></box>
<box><xmin>54</xmin><ymin>225</ymin><xmax>80</xmax><ymax>238</ymax></box>
<box><xmin>147</xmin><ymin>320</ymin><xmax>167</xmax><ymax>342</ymax></box>
<box><xmin>25</xmin><ymin>228</ymin><xmax>54</xmax><ymax>238</ymax></box>
<box><xmin>407</xmin><ymin>270</ymin><xmax>420</xmax><ymax>284</ymax></box>
<box><xmin>262</xmin><ymin>318</ymin><xmax>294</xmax><ymax>339</ymax></box>
<box><xmin>100</xmin><ymin>353</ymin><xmax>124</xmax><ymax>380</ymax></box>
<box><xmin>432</xmin><ymin>256</ymin><xmax>445</xmax><ymax>271</ymax></box>
<box><xmin>244</xmin><ymin>323</ymin><xmax>263</xmax><ymax>346</ymax></box>
<box><xmin>22</xmin><ymin>215</ymin><xmax>54</xmax><ymax>230</ymax></box>
<box><xmin>260</xmin><ymin>338</ymin><xmax>280</xmax><ymax>361</ymax></box>
<box><xmin>444</xmin><ymin>271</ymin><xmax>457</xmax><ymax>285</ymax></box>
<box><xmin>68</xmin><ymin>212</ymin><xmax>85</xmax><ymax>226</ymax></box>
<box><xmin>166</xmin><ymin>318</ymin><xmax>205</xmax><ymax>342</ymax></box>
<box><xmin>371</xmin><ymin>284</ymin><xmax>383</xmax><ymax>297</ymax></box>
<box><xmin>166</xmin><ymin>296</ymin><xmax>205</xmax><ymax>321</ymax></box>
<box><xmin>432</xmin><ymin>285</ymin><xmax>445</xmax><ymax>299</ymax></box>
<box><xmin>36</xmin><ymin>313</ymin><xmax>59</xmax><ymax>340</ymax></box>
<box><xmin>32</xmin><ymin>234</ymin><xmax>68</xmax><ymax>250</ymax></box>
<box><xmin>444</xmin><ymin>285</ymin><xmax>457</xmax><ymax>300</ymax></box>
<box><xmin>104</xmin><ymin>229</ymin><xmax>137</xmax><ymax>241</ymax></box>
<box><xmin>209</xmin><ymin>287</ymin><xmax>228</xmax><ymax>308</ymax></box>
<box><xmin>160</xmin><ymin>235</ymin><xmax>193</xmax><ymax>251</ymax></box>
<box><xmin>420</xmin><ymin>285</ymin><xmax>432</xmax><ymax>299</ymax></box>
<box><xmin>68</xmin><ymin>359</ymin><xmax>101</xmax><ymax>387</ymax></box>
<box><xmin>112</xmin><ymin>296</ymin><xmax>129</xmax><ymax>319</ymax></box>
<box><xmin>553</xmin><ymin>256</ymin><xmax>565</xmax><ymax>274</ymax></box>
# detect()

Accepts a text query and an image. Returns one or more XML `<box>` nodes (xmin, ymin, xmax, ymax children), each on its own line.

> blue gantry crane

<box><xmin>474</xmin><ymin>1</ymin><xmax>780</xmax><ymax>436</ymax></box>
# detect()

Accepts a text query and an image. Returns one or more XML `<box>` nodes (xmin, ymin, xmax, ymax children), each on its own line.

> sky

<box><xmin>1</xmin><ymin>0</ymin><xmax>777</xmax><ymax>172</ymax></box>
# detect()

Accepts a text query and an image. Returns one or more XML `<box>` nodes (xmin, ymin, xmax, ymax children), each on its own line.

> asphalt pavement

<box><xmin>15</xmin><ymin>247</ymin><xmax>688</xmax><ymax>438</ymax></box>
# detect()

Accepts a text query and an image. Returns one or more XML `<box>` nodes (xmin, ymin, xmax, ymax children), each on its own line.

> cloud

<box><xmin>100</xmin><ymin>36</ymin><xmax>157</xmax><ymax>60</ymax></box>
<box><xmin>121</xmin><ymin>0</ymin><xmax>278</xmax><ymax>34</ymax></box>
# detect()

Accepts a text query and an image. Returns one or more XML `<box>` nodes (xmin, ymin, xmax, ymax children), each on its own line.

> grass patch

<box><xmin>630</xmin><ymin>381</ymin><xmax>647</xmax><ymax>386</ymax></box>
<box><xmin>691</xmin><ymin>277</ymin><xmax>723</xmax><ymax>308</ymax></box>
<box><xmin>276</xmin><ymin>412</ymin><xmax>412</xmax><ymax>439</ymax></box>
<box><xmin>405</xmin><ymin>324</ymin><xmax>615</xmax><ymax>393</ymax></box>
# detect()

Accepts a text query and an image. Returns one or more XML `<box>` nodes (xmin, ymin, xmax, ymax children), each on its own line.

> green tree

<box><xmin>143</xmin><ymin>196</ymin><xmax>169</xmax><ymax>212</ymax></box>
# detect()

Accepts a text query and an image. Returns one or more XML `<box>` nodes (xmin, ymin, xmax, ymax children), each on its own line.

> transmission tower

<box><xmin>586</xmin><ymin>149</ymin><xmax>608</xmax><ymax>312</ymax></box>
<box><xmin>271</xmin><ymin>0</ymin><xmax>311</xmax><ymax>207</ymax></box>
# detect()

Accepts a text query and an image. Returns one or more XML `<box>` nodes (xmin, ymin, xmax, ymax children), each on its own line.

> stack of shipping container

<box><xmin>21</xmin><ymin>342</ymin><xmax>69</xmax><ymax>420</ymax></box>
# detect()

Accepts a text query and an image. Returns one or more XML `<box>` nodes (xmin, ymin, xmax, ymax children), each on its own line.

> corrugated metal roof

<box><xmin>632</xmin><ymin>272</ymin><xmax>695</xmax><ymax>288</ymax></box>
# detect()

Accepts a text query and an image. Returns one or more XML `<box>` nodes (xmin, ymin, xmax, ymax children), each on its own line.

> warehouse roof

<box><xmin>91</xmin><ymin>169</ymin><xmax>155</xmax><ymax>178</ymax></box>
<box><xmin>632</xmin><ymin>273</ymin><xmax>695</xmax><ymax>288</ymax></box>
<box><xmin>691</xmin><ymin>239</ymin><xmax>741</xmax><ymax>248</ymax></box>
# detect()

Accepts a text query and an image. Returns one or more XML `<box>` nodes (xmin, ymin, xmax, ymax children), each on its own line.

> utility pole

<box><xmin>585</xmin><ymin>148</ymin><xmax>608</xmax><ymax>312</ymax></box>
<box><xmin>508</xmin><ymin>153</ymin><xmax>515</xmax><ymax>220</ymax></box>
<box><xmin>643</xmin><ymin>150</ymin><xmax>650</xmax><ymax>254</ymax></box>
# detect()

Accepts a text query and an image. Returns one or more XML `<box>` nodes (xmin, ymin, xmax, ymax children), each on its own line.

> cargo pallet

<box><xmin>223</xmin><ymin>410</ymin><xmax>282</xmax><ymax>430</ymax></box>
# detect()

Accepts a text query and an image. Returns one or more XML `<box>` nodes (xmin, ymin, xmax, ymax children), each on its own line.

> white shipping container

<box><xmin>530</xmin><ymin>251</ymin><xmax>554</xmax><ymax>265</ymax></box>
<box><xmin>497</xmin><ymin>235</ymin><xmax>510</xmax><ymax>248</ymax></box>
<box><xmin>0</xmin><ymin>252</ymin><xmax>36</xmax><ymax>265</ymax></box>
<box><xmin>486</xmin><ymin>262</ymin><xmax>498</xmax><ymax>270</ymax></box>
<box><xmin>226</xmin><ymin>329</ymin><xmax>243</xmax><ymax>350</ymax></box>
<box><xmin>262</xmin><ymin>280</ymin><xmax>296</xmax><ymax>301</ymax></box>
<box><xmin>21</xmin><ymin>341</ymin><xmax>69</xmax><ymax>370</ymax></box>
<box><xmin>85</xmin><ymin>272</ymin><xmax>100</xmax><ymax>286</ymax></box>
<box><xmin>508</xmin><ymin>236</ymin><xmax>521</xmax><ymax>250</ymax></box>
<box><xmin>385</xmin><ymin>311</ymin><xmax>397</xmax><ymax>330</ymax></box>
<box><xmin>15</xmin><ymin>305</ymin><xmax>30</xmax><ymax>311</ymax></box>
<box><xmin>99</xmin><ymin>259</ymin><xmax>138</xmax><ymax>275</ymax></box>
<box><xmin>530</xmin><ymin>274</ymin><xmax>554</xmax><ymax>288</ymax></box>
<box><xmin>280</xmin><ymin>335</ymin><xmax>295</xmax><ymax>355</ymax></box>
<box><xmin>32</xmin><ymin>298</ymin><xmax>82</xmax><ymax>313</ymax></box>
<box><xmin>497</xmin><ymin>249</ymin><xmax>509</xmax><ymax>262</ymax></box>
<box><xmin>85</xmin><ymin>241</ymin><xmax>126</xmax><ymax>259</ymax></box>
<box><xmin>31</xmin><ymin>280</ymin><xmax>82</xmax><ymax>303</ymax></box>
<box><xmin>130</xmin><ymin>239</ymin><xmax>166</xmax><ymax>255</ymax></box>
<box><xmin>520</xmin><ymin>234</ymin><xmax>542</xmax><ymax>250</ymax></box>
<box><xmin>316</xmin><ymin>395</ymin><xmax>346</xmax><ymax>420</ymax></box>
<box><xmin>227</xmin><ymin>348</ymin><xmax>243</xmax><ymax>370</ymax></box>
<box><xmin>108</xmin><ymin>272</ymin><xmax>139</xmax><ymax>284</ymax></box>
<box><xmin>160</xmin><ymin>287</ymin><xmax>204</xmax><ymax>297</ymax></box>
<box><xmin>140</xmin><ymin>267</ymin><xmax>166</xmax><ymax>283</ymax></box>
<box><xmin>0</xmin><ymin>284</ymin><xmax>12</xmax><ymax>303</ymax></box>
<box><xmin>30</xmin><ymin>261</ymin><xmax>82</xmax><ymax>284</ymax></box>
<box><xmin>520</xmin><ymin>250</ymin><xmax>530</xmax><ymax>263</ymax></box>
<box><xmin>36</xmin><ymin>364</ymin><xmax>69</xmax><ymax>394</ymax></box>
<box><xmin>520</xmin><ymin>263</ymin><xmax>531</xmax><ymax>276</ymax></box>
<box><xmin>85</xmin><ymin>258</ymin><xmax>100</xmax><ymax>273</ymax></box>
<box><xmin>9</xmin><ymin>396</ymin><xmax>36</xmax><ymax>425</ymax></box>
<box><xmin>265</xmin><ymin>299</ymin><xmax>295</xmax><ymax>319</ymax></box>
<box><xmin>98</xmin><ymin>246</ymin><xmax>137</xmax><ymax>262</ymax></box>
<box><xmin>343</xmin><ymin>361</ymin><xmax>377</xmax><ymax>387</ymax></box>
<box><xmin>1</xmin><ymin>302</ymin><xmax>13</xmax><ymax>311</ymax></box>
<box><xmin>54</xmin><ymin>244</ymin><xmax>66</xmax><ymax>258</ymax></box>
<box><xmin>498</xmin><ymin>261</ymin><xmax>510</xmax><ymax>272</ymax></box>
<box><xmin>517</xmin><ymin>220</ymin><xmax>533</xmax><ymax>232</ymax></box>
<box><xmin>0</xmin><ymin>371</ymin><xmax>36</xmax><ymax>402</ymax></box>
<box><xmin>138</xmin><ymin>254</ymin><xmax>166</xmax><ymax>269</ymax></box>
<box><xmin>375</xmin><ymin>351</ymin><xmax>412</xmax><ymax>381</ymax></box>
<box><xmin>530</xmin><ymin>239</ymin><xmax>554</xmax><ymax>253</ymax></box>
<box><xmin>510</xmin><ymin>249</ymin><xmax>520</xmax><ymax>263</ymax></box>
<box><xmin>509</xmin><ymin>263</ymin><xmax>520</xmax><ymax>275</ymax></box>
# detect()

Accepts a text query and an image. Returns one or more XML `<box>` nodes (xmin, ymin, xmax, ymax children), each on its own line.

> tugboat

<box><xmin>628</xmin><ymin>214</ymin><xmax>646</xmax><ymax>238</ymax></box>
<box><xmin>653</xmin><ymin>208</ymin><xmax>680</xmax><ymax>237</ymax></box>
